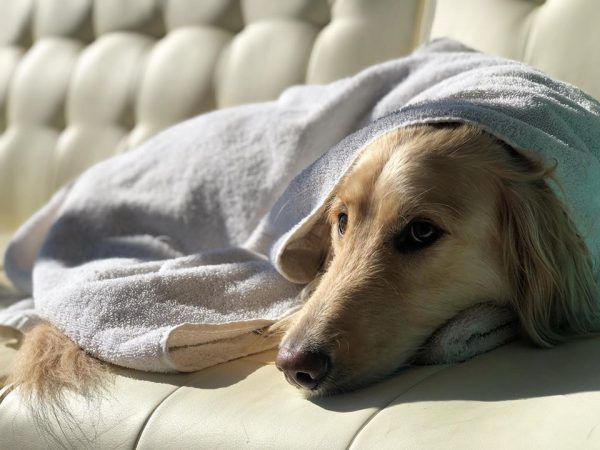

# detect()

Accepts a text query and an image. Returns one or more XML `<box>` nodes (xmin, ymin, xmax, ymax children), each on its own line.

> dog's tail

<box><xmin>7</xmin><ymin>322</ymin><xmax>108</xmax><ymax>403</ymax></box>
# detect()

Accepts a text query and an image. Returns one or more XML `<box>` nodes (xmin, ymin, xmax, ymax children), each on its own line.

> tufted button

<box><xmin>164</xmin><ymin>0</ymin><xmax>243</xmax><ymax>32</ymax></box>
<box><xmin>242</xmin><ymin>0</ymin><xmax>330</xmax><ymax>26</ymax></box>
<box><xmin>94</xmin><ymin>0</ymin><xmax>164</xmax><ymax>37</ymax></box>
<box><xmin>33</xmin><ymin>0</ymin><xmax>94</xmax><ymax>42</ymax></box>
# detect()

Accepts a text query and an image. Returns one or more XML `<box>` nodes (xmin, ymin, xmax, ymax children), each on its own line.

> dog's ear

<box><xmin>278</xmin><ymin>215</ymin><xmax>332</xmax><ymax>284</ymax></box>
<box><xmin>499</xmin><ymin>166</ymin><xmax>600</xmax><ymax>346</ymax></box>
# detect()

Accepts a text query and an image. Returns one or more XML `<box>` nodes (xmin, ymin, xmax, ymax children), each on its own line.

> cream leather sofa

<box><xmin>2</xmin><ymin>1</ymin><xmax>600</xmax><ymax>448</ymax></box>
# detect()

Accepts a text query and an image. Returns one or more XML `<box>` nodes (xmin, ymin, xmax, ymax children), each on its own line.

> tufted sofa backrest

<box><xmin>0</xmin><ymin>0</ymin><xmax>598</xmax><ymax>252</ymax></box>
<box><xmin>0</xmin><ymin>0</ymin><xmax>427</xmax><ymax>236</ymax></box>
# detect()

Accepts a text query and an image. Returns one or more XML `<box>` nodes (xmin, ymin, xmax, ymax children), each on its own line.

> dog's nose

<box><xmin>275</xmin><ymin>347</ymin><xmax>330</xmax><ymax>389</ymax></box>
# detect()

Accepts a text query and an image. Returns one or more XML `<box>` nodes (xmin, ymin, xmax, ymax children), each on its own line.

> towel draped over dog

<box><xmin>2</xmin><ymin>39</ymin><xmax>599</xmax><ymax>372</ymax></box>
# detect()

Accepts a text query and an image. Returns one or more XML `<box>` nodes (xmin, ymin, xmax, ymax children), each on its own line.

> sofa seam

<box><xmin>344</xmin><ymin>364</ymin><xmax>454</xmax><ymax>450</ymax></box>
<box><xmin>131</xmin><ymin>382</ymin><xmax>188</xmax><ymax>449</ymax></box>
<box><xmin>0</xmin><ymin>383</ymin><xmax>15</xmax><ymax>406</ymax></box>
<box><xmin>521</xmin><ymin>4</ymin><xmax>541</xmax><ymax>63</ymax></box>
<box><xmin>132</xmin><ymin>358</ymin><xmax>269</xmax><ymax>449</ymax></box>
<box><xmin>413</xmin><ymin>0</ymin><xmax>435</xmax><ymax>48</ymax></box>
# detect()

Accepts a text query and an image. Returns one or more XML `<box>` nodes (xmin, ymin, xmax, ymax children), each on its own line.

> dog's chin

<box><xmin>292</xmin><ymin>380</ymin><xmax>355</xmax><ymax>399</ymax></box>
<box><xmin>289</xmin><ymin>365</ymin><xmax>408</xmax><ymax>398</ymax></box>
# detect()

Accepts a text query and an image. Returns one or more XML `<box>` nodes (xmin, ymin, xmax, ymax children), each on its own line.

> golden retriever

<box><xmin>7</xmin><ymin>124</ymin><xmax>599</xmax><ymax>400</ymax></box>
<box><xmin>274</xmin><ymin>124</ymin><xmax>599</xmax><ymax>395</ymax></box>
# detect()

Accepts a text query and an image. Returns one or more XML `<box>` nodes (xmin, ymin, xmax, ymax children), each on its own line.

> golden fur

<box><xmin>6</xmin><ymin>124</ymin><xmax>600</xmax><ymax>400</ymax></box>
<box><xmin>6</xmin><ymin>322</ymin><xmax>108</xmax><ymax>402</ymax></box>
<box><xmin>278</xmin><ymin>124</ymin><xmax>599</xmax><ymax>395</ymax></box>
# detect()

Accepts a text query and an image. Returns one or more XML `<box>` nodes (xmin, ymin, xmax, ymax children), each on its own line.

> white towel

<box><xmin>3</xmin><ymin>39</ymin><xmax>599</xmax><ymax>372</ymax></box>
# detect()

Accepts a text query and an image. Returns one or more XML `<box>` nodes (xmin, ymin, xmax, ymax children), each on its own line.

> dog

<box><xmin>273</xmin><ymin>123</ymin><xmax>599</xmax><ymax>396</ymax></box>
<box><xmin>7</xmin><ymin>123</ymin><xmax>599</xmax><ymax>400</ymax></box>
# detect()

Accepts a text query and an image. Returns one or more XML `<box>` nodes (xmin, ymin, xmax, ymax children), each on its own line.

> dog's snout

<box><xmin>275</xmin><ymin>347</ymin><xmax>330</xmax><ymax>389</ymax></box>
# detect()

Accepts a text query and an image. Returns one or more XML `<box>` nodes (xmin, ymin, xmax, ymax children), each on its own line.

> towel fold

<box><xmin>3</xmin><ymin>39</ymin><xmax>599</xmax><ymax>372</ymax></box>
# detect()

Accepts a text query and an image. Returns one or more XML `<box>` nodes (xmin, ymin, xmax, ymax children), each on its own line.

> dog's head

<box><xmin>275</xmin><ymin>124</ymin><xmax>599</xmax><ymax>396</ymax></box>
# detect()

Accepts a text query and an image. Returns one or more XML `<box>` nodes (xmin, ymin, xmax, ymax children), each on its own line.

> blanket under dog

<box><xmin>2</xmin><ymin>39</ymin><xmax>600</xmax><ymax>372</ymax></box>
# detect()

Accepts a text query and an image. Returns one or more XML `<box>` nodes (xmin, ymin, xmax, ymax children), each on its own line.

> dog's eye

<box><xmin>410</xmin><ymin>221</ymin><xmax>436</xmax><ymax>242</ymax></box>
<box><xmin>395</xmin><ymin>220</ymin><xmax>441</xmax><ymax>252</ymax></box>
<box><xmin>338</xmin><ymin>213</ymin><xmax>348</xmax><ymax>236</ymax></box>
